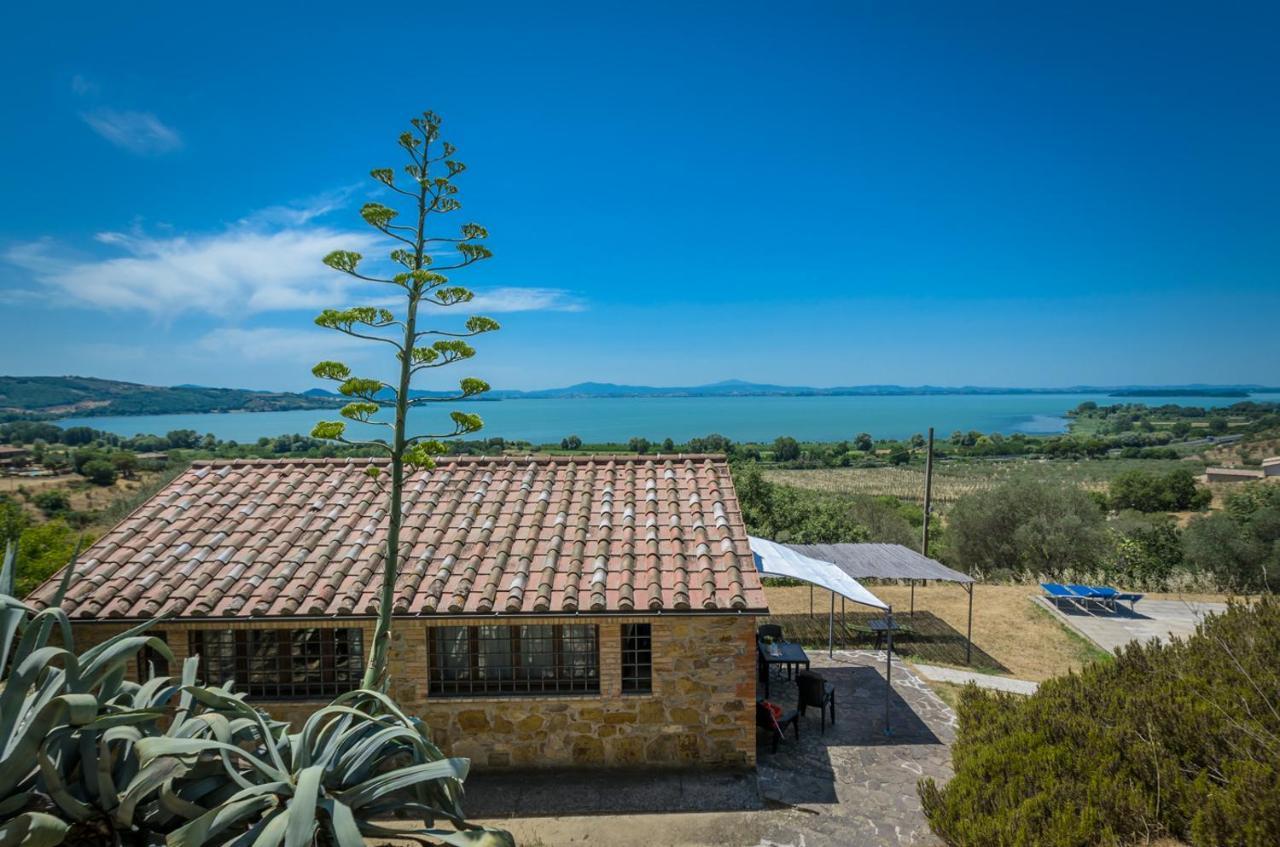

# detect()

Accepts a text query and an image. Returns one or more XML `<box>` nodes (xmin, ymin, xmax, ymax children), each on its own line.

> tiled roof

<box><xmin>30</xmin><ymin>455</ymin><xmax>767</xmax><ymax>620</ymax></box>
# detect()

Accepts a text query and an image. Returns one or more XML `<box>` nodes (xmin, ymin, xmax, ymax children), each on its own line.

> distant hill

<box><xmin>0</xmin><ymin>376</ymin><xmax>342</xmax><ymax>419</ymax></box>
<box><xmin>4</xmin><ymin>376</ymin><xmax>1276</xmax><ymax>421</ymax></box>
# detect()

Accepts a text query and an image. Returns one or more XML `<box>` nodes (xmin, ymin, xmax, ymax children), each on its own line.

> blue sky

<box><xmin>2</xmin><ymin>1</ymin><xmax>1277</xmax><ymax>392</ymax></box>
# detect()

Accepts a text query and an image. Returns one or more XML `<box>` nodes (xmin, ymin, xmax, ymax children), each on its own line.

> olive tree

<box><xmin>311</xmin><ymin>111</ymin><xmax>498</xmax><ymax>690</ymax></box>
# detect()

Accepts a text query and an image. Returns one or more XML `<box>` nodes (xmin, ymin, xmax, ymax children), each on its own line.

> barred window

<box><xmin>621</xmin><ymin>623</ymin><xmax>652</xmax><ymax>694</ymax></box>
<box><xmin>428</xmin><ymin>624</ymin><xmax>599</xmax><ymax>697</ymax></box>
<box><xmin>190</xmin><ymin>628</ymin><xmax>364</xmax><ymax>699</ymax></box>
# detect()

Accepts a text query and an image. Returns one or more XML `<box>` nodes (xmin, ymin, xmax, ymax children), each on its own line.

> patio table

<box><xmin>757</xmin><ymin>641</ymin><xmax>810</xmax><ymax>698</ymax></box>
<box><xmin>865</xmin><ymin>618</ymin><xmax>911</xmax><ymax>651</ymax></box>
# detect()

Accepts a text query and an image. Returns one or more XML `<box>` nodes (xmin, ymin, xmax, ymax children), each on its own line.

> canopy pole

<box><xmin>965</xmin><ymin>582</ymin><xmax>974</xmax><ymax>665</ymax></box>
<box><xmin>840</xmin><ymin>596</ymin><xmax>846</xmax><ymax>650</ymax></box>
<box><xmin>809</xmin><ymin>584</ymin><xmax>814</xmax><ymax>619</ymax></box>
<box><xmin>828</xmin><ymin>590</ymin><xmax>835</xmax><ymax>658</ymax></box>
<box><xmin>884</xmin><ymin>604</ymin><xmax>894</xmax><ymax>736</ymax></box>
<box><xmin>910</xmin><ymin>579</ymin><xmax>915</xmax><ymax>617</ymax></box>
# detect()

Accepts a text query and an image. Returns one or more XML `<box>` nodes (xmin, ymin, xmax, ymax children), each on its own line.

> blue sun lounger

<box><xmin>1040</xmin><ymin>583</ymin><xmax>1086</xmax><ymax>610</ymax></box>
<box><xmin>1071</xmin><ymin>584</ymin><xmax>1144</xmax><ymax>612</ymax></box>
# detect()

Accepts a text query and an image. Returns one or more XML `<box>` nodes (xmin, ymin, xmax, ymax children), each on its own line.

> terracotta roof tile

<box><xmin>30</xmin><ymin>455</ymin><xmax>767</xmax><ymax>620</ymax></box>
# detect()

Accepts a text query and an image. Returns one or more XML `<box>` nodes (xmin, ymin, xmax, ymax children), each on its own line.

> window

<box><xmin>137</xmin><ymin>631</ymin><xmax>169</xmax><ymax>679</ymax></box>
<box><xmin>190</xmin><ymin>628</ymin><xmax>364</xmax><ymax>699</ymax></box>
<box><xmin>621</xmin><ymin>623</ymin><xmax>652</xmax><ymax>694</ymax></box>
<box><xmin>428</xmin><ymin>624</ymin><xmax>599</xmax><ymax>697</ymax></box>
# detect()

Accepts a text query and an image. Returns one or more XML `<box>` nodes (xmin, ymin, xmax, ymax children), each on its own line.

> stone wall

<box><xmin>70</xmin><ymin>613</ymin><xmax>758</xmax><ymax>770</ymax></box>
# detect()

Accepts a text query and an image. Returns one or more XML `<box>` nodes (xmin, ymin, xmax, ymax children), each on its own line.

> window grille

<box><xmin>428</xmin><ymin>624</ymin><xmax>599</xmax><ymax>696</ymax></box>
<box><xmin>621</xmin><ymin>623</ymin><xmax>652</xmax><ymax>694</ymax></box>
<box><xmin>190</xmin><ymin>628</ymin><xmax>364</xmax><ymax>699</ymax></box>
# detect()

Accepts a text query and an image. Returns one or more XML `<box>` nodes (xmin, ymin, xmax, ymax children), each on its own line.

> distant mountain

<box><xmin>5</xmin><ymin>375</ymin><xmax>1276</xmax><ymax>421</ymax></box>
<box><xmin>0</xmin><ymin>376</ymin><xmax>342</xmax><ymax>419</ymax></box>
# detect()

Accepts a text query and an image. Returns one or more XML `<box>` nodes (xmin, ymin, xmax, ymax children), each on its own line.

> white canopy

<box><xmin>750</xmin><ymin>535</ymin><xmax>889</xmax><ymax>611</ymax></box>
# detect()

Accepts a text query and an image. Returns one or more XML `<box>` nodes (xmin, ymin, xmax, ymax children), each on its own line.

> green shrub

<box><xmin>919</xmin><ymin>597</ymin><xmax>1280</xmax><ymax>846</ymax></box>
<box><xmin>1109</xmin><ymin>468</ymin><xmax>1211</xmax><ymax>512</ymax></box>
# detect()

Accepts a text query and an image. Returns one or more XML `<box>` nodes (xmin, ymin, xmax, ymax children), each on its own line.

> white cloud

<box><xmin>469</xmin><ymin>287</ymin><xmax>585</xmax><ymax>312</ymax></box>
<box><xmin>80</xmin><ymin>108</ymin><xmax>182</xmax><ymax>154</ymax></box>
<box><xmin>4</xmin><ymin>198</ymin><xmax>585</xmax><ymax>321</ymax></box>
<box><xmin>5</xmin><ymin>227</ymin><xmax>382</xmax><ymax>318</ymax></box>
<box><xmin>195</xmin><ymin>327</ymin><xmax>367</xmax><ymax>363</ymax></box>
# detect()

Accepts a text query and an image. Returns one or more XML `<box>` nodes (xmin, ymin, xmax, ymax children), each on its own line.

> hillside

<box><xmin>0</xmin><ymin>376</ymin><xmax>342</xmax><ymax>418</ymax></box>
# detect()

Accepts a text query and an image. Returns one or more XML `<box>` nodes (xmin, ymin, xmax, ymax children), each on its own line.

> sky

<box><xmin>1</xmin><ymin>1</ymin><xmax>1278</xmax><ymax>392</ymax></box>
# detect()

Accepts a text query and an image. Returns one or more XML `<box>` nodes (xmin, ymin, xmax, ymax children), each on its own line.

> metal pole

<box><xmin>921</xmin><ymin>427</ymin><xmax>934</xmax><ymax>558</ymax></box>
<box><xmin>966</xmin><ymin>583</ymin><xmax>974</xmax><ymax>665</ymax></box>
<box><xmin>841</xmin><ymin>596</ymin><xmax>846</xmax><ymax>650</ymax></box>
<box><xmin>884</xmin><ymin>605</ymin><xmax>893</xmax><ymax>736</ymax></box>
<box><xmin>828</xmin><ymin>590</ymin><xmax>835</xmax><ymax>658</ymax></box>
<box><xmin>910</xmin><ymin>579</ymin><xmax>915</xmax><ymax>617</ymax></box>
<box><xmin>809</xmin><ymin>584</ymin><xmax>814</xmax><ymax>619</ymax></box>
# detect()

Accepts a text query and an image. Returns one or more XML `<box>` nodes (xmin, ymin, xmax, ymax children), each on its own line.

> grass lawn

<box><xmin>764</xmin><ymin>583</ymin><xmax>1111</xmax><ymax>681</ymax></box>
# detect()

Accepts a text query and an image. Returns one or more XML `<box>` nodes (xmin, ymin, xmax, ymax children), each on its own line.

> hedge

<box><xmin>919</xmin><ymin>596</ymin><xmax>1280</xmax><ymax>846</ymax></box>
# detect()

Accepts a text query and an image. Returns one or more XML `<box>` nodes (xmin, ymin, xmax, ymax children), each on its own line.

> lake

<box><xmin>55</xmin><ymin>392</ymin><xmax>1280</xmax><ymax>445</ymax></box>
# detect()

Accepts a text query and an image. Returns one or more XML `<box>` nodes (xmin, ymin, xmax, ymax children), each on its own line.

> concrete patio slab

<box><xmin>1035</xmin><ymin>596</ymin><xmax>1228</xmax><ymax>654</ymax></box>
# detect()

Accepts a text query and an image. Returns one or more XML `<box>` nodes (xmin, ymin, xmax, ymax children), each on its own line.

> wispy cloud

<box><xmin>195</xmin><ymin>327</ymin><xmax>367</xmax><ymax>363</ymax></box>
<box><xmin>81</xmin><ymin>108</ymin><xmax>182</xmax><ymax>155</ymax></box>
<box><xmin>470</xmin><ymin>287</ymin><xmax>586</xmax><ymax>312</ymax></box>
<box><xmin>4</xmin><ymin>199</ymin><xmax>586</xmax><ymax>320</ymax></box>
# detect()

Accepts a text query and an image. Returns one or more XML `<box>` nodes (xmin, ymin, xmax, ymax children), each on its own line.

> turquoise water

<box><xmin>56</xmin><ymin>393</ymin><xmax>1280</xmax><ymax>444</ymax></box>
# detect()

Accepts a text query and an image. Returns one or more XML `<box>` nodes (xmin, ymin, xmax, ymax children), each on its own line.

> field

<box><xmin>764</xmin><ymin>457</ymin><xmax>1200</xmax><ymax>506</ymax></box>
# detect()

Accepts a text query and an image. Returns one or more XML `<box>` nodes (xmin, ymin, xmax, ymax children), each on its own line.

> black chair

<box><xmin>756</xmin><ymin>700</ymin><xmax>800</xmax><ymax>753</ymax></box>
<box><xmin>757</xmin><ymin>623</ymin><xmax>783</xmax><ymax>642</ymax></box>
<box><xmin>796</xmin><ymin>670</ymin><xmax>836</xmax><ymax>732</ymax></box>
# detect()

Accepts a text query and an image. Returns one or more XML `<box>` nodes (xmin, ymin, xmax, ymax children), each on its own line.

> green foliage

<box><xmin>735</xmin><ymin>463</ymin><xmax>871</xmax><ymax>543</ymax></box>
<box><xmin>79</xmin><ymin>458</ymin><xmax>117</xmax><ymax>487</ymax></box>
<box><xmin>627</xmin><ymin>437</ymin><xmax>651</xmax><ymax>454</ymax></box>
<box><xmin>31</xmin><ymin>489</ymin><xmax>71</xmax><ymax>517</ymax></box>
<box><xmin>919</xmin><ymin>597</ymin><xmax>1280</xmax><ymax>846</ymax></box>
<box><xmin>559</xmin><ymin>434</ymin><xmax>582</xmax><ymax>450</ymax></box>
<box><xmin>1108</xmin><ymin>467</ymin><xmax>1211</xmax><ymax>512</ymax></box>
<box><xmin>772</xmin><ymin>436</ymin><xmax>801</xmax><ymax>462</ymax></box>
<box><xmin>0</xmin><ymin>495</ymin><xmax>29</xmax><ymax>545</ymax></box>
<box><xmin>15</xmin><ymin>520</ymin><xmax>91</xmax><ymax>597</ymax></box>
<box><xmin>1102</xmin><ymin>512</ymin><xmax>1184</xmax><ymax>587</ymax></box>
<box><xmin>853</xmin><ymin>432</ymin><xmax>873</xmax><ymax>452</ymax></box>
<box><xmin>945</xmin><ymin>477</ymin><xmax>1108</xmax><ymax>578</ymax></box>
<box><xmin>1183</xmin><ymin>484</ymin><xmax>1280</xmax><ymax>592</ymax></box>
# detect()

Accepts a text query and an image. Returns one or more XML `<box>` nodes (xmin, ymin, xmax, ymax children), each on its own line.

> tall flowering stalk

<box><xmin>311</xmin><ymin>111</ymin><xmax>497</xmax><ymax>690</ymax></box>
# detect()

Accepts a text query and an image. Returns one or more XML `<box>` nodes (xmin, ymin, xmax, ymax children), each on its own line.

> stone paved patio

<box><xmin>466</xmin><ymin>650</ymin><xmax>956</xmax><ymax>847</ymax></box>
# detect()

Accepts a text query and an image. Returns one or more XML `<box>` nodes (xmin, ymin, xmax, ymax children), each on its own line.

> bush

<box><xmin>1102</xmin><ymin>512</ymin><xmax>1183</xmax><ymax>588</ymax></box>
<box><xmin>32</xmin><ymin>488</ymin><xmax>71</xmax><ymax>516</ymax></box>
<box><xmin>920</xmin><ymin>597</ymin><xmax>1280</xmax><ymax>846</ymax></box>
<box><xmin>1183</xmin><ymin>484</ymin><xmax>1280</xmax><ymax>592</ymax></box>
<box><xmin>15</xmin><ymin>519</ymin><xmax>91</xmax><ymax>597</ymax></box>
<box><xmin>773</xmin><ymin>436</ymin><xmax>801</xmax><ymax>462</ymax></box>
<box><xmin>80</xmin><ymin>458</ymin><xmax>118</xmax><ymax>486</ymax></box>
<box><xmin>1109</xmin><ymin>467</ymin><xmax>1211</xmax><ymax>512</ymax></box>
<box><xmin>945</xmin><ymin>478</ymin><xmax>1108</xmax><ymax>578</ymax></box>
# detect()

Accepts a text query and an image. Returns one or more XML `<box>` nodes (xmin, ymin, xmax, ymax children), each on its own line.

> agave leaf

<box><xmin>338</xmin><ymin>758</ymin><xmax>469</xmax><ymax>810</ymax></box>
<box><xmin>51</xmin><ymin>536</ymin><xmax>83</xmax><ymax>607</ymax></box>
<box><xmin>0</xmin><ymin>811</ymin><xmax>71</xmax><ymax>847</ymax></box>
<box><xmin>0</xmin><ymin>692</ymin><xmax>97</xmax><ymax>798</ymax></box>
<box><xmin>135</xmin><ymin>737</ymin><xmax>287</xmax><ymax>784</ymax></box>
<box><xmin>0</xmin><ymin>542</ymin><xmax>15</xmax><ymax>598</ymax></box>
<box><xmin>36</xmin><ymin>742</ymin><xmax>97</xmax><ymax>822</ymax></box>
<box><xmin>168</xmin><ymin>795</ymin><xmax>277</xmax><ymax>847</ymax></box>
<box><xmin>116</xmin><ymin>756</ymin><xmax>186</xmax><ymax>827</ymax></box>
<box><xmin>317</xmin><ymin>798</ymin><xmax>363</xmax><ymax>847</ymax></box>
<box><xmin>78</xmin><ymin>634</ymin><xmax>172</xmax><ymax>694</ymax></box>
<box><xmin>179</xmin><ymin>686</ymin><xmax>288</xmax><ymax>775</ymax></box>
<box><xmin>159</xmin><ymin>775</ymin><xmax>211</xmax><ymax>821</ymax></box>
<box><xmin>283</xmin><ymin>766</ymin><xmax>323</xmax><ymax>847</ymax></box>
<box><xmin>0</xmin><ymin>599</ymin><xmax>27</xmax><ymax>681</ymax></box>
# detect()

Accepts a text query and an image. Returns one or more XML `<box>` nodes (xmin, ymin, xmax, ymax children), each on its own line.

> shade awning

<box><xmin>785</xmin><ymin>542</ymin><xmax>974</xmax><ymax>583</ymax></box>
<box><xmin>750</xmin><ymin>535</ymin><xmax>889</xmax><ymax>611</ymax></box>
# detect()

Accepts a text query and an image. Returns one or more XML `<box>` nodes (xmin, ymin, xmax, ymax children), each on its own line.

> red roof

<box><xmin>30</xmin><ymin>455</ymin><xmax>766</xmax><ymax>620</ymax></box>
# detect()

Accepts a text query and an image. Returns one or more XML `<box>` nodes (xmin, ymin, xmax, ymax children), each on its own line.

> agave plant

<box><xmin>134</xmin><ymin>686</ymin><xmax>512</xmax><ymax>847</ymax></box>
<box><xmin>1</xmin><ymin>547</ymin><xmax>175</xmax><ymax>847</ymax></box>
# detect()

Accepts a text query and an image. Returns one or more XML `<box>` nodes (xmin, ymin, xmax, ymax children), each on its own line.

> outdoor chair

<box><xmin>1041</xmin><ymin>583</ymin><xmax>1087</xmax><ymax>610</ymax></box>
<box><xmin>1078</xmin><ymin>584</ymin><xmax>1144</xmax><ymax>612</ymax></box>
<box><xmin>796</xmin><ymin>670</ymin><xmax>836</xmax><ymax>732</ymax></box>
<box><xmin>757</xmin><ymin>623</ymin><xmax>784</xmax><ymax>642</ymax></box>
<box><xmin>756</xmin><ymin>700</ymin><xmax>800</xmax><ymax>753</ymax></box>
<box><xmin>1067</xmin><ymin>584</ymin><xmax>1121</xmax><ymax>612</ymax></box>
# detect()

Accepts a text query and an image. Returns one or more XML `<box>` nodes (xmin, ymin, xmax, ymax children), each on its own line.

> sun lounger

<box><xmin>1080</xmin><ymin>585</ymin><xmax>1144</xmax><ymax>611</ymax></box>
<box><xmin>1041</xmin><ymin>583</ymin><xmax>1086</xmax><ymax>610</ymax></box>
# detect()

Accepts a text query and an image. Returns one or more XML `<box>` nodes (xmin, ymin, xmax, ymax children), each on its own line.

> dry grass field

<box><xmin>764</xmin><ymin>457</ymin><xmax>1203</xmax><ymax>507</ymax></box>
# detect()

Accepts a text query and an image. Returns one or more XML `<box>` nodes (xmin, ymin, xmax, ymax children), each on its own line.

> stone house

<box><xmin>30</xmin><ymin>455</ymin><xmax>767</xmax><ymax>770</ymax></box>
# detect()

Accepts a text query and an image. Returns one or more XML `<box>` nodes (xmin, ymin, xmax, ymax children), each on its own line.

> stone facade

<box><xmin>71</xmin><ymin>613</ymin><xmax>758</xmax><ymax>770</ymax></box>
